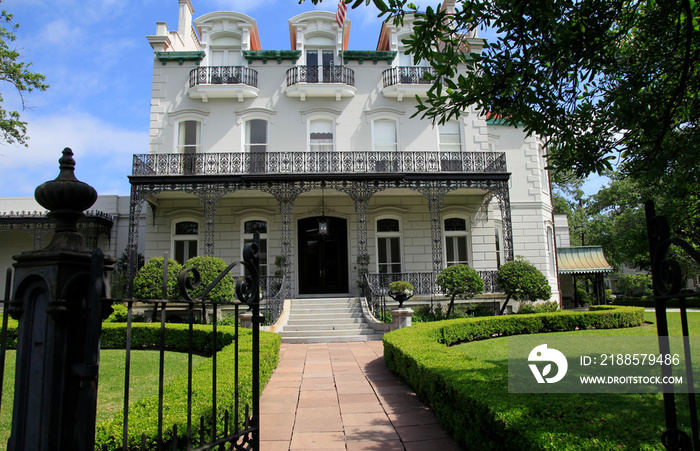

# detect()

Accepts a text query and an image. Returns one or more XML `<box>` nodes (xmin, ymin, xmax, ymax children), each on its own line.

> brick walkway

<box><xmin>259</xmin><ymin>341</ymin><xmax>463</xmax><ymax>450</ymax></box>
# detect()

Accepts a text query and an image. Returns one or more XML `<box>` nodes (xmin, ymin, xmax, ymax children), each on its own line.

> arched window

<box><xmin>243</xmin><ymin>219</ymin><xmax>268</xmax><ymax>276</ymax></box>
<box><xmin>173</xmin><ymin>220</ymin><xmax>199</xmax><ymax>264</ymax></box>
<box><xmin>443</xmin><ymin>217</ymin><xmax>469</xmax><ymax>267</ymax></box>
<box><xmin>376</xmin><ymin>218</ymin><xmax>402</xmax><ymax>274</ymax></box>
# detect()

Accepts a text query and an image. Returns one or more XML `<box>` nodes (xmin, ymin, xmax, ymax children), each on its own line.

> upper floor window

<box><xmin>444</xmin><ymin>217</ymin><xmax>469</xmax><ymax>267</ymax></box>
<box><xmin>178</xmin><ymin>120</ymin><xmax>201</xmax><ymax>155</ymax></box>
<box><xmin>173</xmin><ymin>220</ymin><xmax>198</xmax><ymax>265</ymax></box>
<box><xmin>243</xmin><ymin>220</ymin><xmax>268</xmax><ymax>277</ymax></box>
<box><xmin>245</xmin><ymin>119</ymin><xmax>268</xmax><ymax>153</ymax></box>
<box><xmin>373</xmin><ymin>119</ymin><xmax>398</xmax><ymax>152</ymax></box>
<box><xmin>376</xmin><ymin>218</ymin><xmax>402</xmax><ymax>274</ymax></box>
<box><xmin>438</xmin><ymin>122</ymin><xmax>462</xmax><ymax>152</ymax></box>
<box><xmin>306</xmin><ymin>49</ymin><xmax>334</xmax><ymax>67</ymax></box>
<box><xmin>309</xmin><ymin>119</ymin><xmax>334</xmax><ymax>152</ymax></box>
<box><xmin>211</xmin><ymin>49</ymin><xmax>242</xmax><ymax>67</ymax></box>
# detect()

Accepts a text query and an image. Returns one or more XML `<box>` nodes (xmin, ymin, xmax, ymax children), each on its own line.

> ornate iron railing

<box><xmin>363</xmin><ymin>270</ymin><xmax>500</xmax><ymax>320</ymax></box>
<box><xmin>189</xmin><ymin>66</ymin><xmax>258</xmax><ymax>88</ymax></box>
<box><xmin>382</xmin><ymin>66</ymin><xmax>436</xmax><ymax>88</ymax></box>
<box><xmin>260</xmin><ymin>275</ymin><xmax>284</xmax><ymax>324</ymax></box>
<box><xmin>132</xmin><ymin>150</ymin><xmax>507</xmax><ymax>177</ymax></box>
<box><xmin>286</xmin><ymin>65</ymin><xmax>355</xmax><ymax>86</ymax></box>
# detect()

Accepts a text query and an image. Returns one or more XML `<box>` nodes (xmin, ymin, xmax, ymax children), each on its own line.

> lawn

<box><xmin>452</xmin><ymin>311</ymin><xmax>699</xmax><ymax>450</ymax></box>
<box><xmin>0</xmin><ymin>350</ymin><xmax>206</xmax><ymax>450</ymax></box>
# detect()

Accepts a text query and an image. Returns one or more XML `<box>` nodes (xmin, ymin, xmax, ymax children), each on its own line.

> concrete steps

<box><xmin>279</xmin><ymin>297</ymin><xmax>383</xmax><ymax>343</ymax></box>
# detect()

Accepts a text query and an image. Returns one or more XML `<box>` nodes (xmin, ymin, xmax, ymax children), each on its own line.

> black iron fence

<box><xmin>286</xmin><ymin>65</ymin><xmax>355</xmax><ymax>86</ymax></box>
<box><xmin>189</xmin><ymin>66</ymin><xmax>258</xmax><ymax>88</ymax></box>
<box><xmin>132</xmin><ymin>150</ymin><xmax>507</xmax><ymax>177</ymax></box>
<box><xmin>382</xmin><ymin>66</ymin><xmax>436</xmax><ymax>88</ymax></box>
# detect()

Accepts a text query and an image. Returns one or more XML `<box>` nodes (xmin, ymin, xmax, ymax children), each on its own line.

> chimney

<box><xmin>178</xmin><ymin>0</ymin><xmax>194</xmax><ymax>41</ymax></box>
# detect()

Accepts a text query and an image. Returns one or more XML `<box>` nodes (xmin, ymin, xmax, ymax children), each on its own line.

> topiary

<box><xmin>132</xmin><ymin>257</ymin><xmax>183</xmax><ymax>300</ymax></box>
<box><xmin>182</xmin><ymin>256</ymin><xmax>236</xmax><ymax>303</ymax></box>
<box><xmin>436</xmin><ymin>264</ymin><xmax>485</xmax><ymax>317</ymax></box>
<box><xmin>497</xmin><ymin>259</ymin><xmax>552</xmax><ymax>315</ymax></box>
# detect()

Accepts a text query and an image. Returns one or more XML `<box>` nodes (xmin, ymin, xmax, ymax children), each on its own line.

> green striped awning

<box><xmin>557</xmin><ymin>246</ymin><xmax>613</xmax><ymax>275</ymax></box>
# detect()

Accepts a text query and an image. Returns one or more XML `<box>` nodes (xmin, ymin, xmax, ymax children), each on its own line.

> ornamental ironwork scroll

<box><xmin>645</xmin><ymin>201</ymin><xmax>700</xmax><ymax>450</ymax></box>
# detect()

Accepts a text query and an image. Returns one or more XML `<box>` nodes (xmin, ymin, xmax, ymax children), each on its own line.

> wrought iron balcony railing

<box><xmin>189</xmin><ymin>66</ymin><xmax>258</xmax><ymax>88</ymax></box>
<box><xmin>132</xmin><ymin>150</ymin><xmax>507</xmax><ymax>177</ymax></box>
<box><xmin>286</xmin><ymin>65</ymin><xmax>355</xmax><ymax>86</ymax></box>
<box><xmin>364</xmin><ymin>270</ymin><xmax>500</xmax><ymax>296</ymax></box>
<box><xmin>382</xmin><ymin>66</ymin><xmax>436</xmax><ymax>88</ymax></box>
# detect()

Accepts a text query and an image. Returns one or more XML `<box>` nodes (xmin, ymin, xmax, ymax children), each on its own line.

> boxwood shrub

<box><xmin>95</xmin><ymin>322</ymin><xmax>280</xmax><ymax>450</ymax></box>
<box><xmin>383</xmin><ymin>306</ymin><xmax>645</xmax><ymax>450</ymax></box>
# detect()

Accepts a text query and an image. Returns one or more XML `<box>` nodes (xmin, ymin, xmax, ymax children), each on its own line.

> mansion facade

<box><xmin>127</xmin><ymin>0</ymin><xmax>560</xmax><ymax>320</ymax></box>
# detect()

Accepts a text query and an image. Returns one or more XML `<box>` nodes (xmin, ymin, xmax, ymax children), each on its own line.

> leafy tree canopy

<box><xmin>436</xmin><ymin>264</ymin><xmax>484</xmax><ymax>317</ymax></box>
<box><xmin>0</xmin><ymin>4</ymin><xmax>48</xmax><ymax>145</ymax></box>
<box><xmin>496</xmin><ymin>259</ymin><xmax>552</xmax><ymax>312</ymax></box>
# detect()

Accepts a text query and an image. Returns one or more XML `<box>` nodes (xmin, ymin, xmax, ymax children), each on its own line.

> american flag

<box><xmin>336</xmin><ymin>0</ymin><xmax>347</xmax><ymax>28</ymax></box>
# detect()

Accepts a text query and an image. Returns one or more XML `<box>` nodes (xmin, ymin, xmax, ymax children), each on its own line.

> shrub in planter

<box><xmin>182</xmin><ymin>256</ymin><xmax>236</xmax><ymax>303</ymax></box>
<box><xmin>496</xmin><ymin>259</ymin><xmax>551</xmax><ymax>314</ymax></box>
<box><xmin>436</xmin><ymin>265</ymin><xmax>484</xmax><ymax>317</ymax></box>
<box><xmin>133</xmin><ymin>257</ymin><xmax>183</xmax><ymax>300</ymax></box>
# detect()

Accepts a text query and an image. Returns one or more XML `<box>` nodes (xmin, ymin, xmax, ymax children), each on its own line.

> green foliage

<box><xmin>388</xmin><ymin>280</ymin><xmax>414</xmax><ymax>296</ymax></box>
<box><xmin>182</xmin><ymin>256</ymin><xmax>236</xmax><ymax>303</ymax></box>
<box><xmin>436</xmin><ymin>264</ymin><xmax>484</xmax><ymax>316</ymax></box>
<box><xmin>110</xmin><ymin>248</ymin><xmax>144</xmax><ymax>299</ymax></box>
<box><xmin>132</xmin><ymin>257</ymin><xmax>183</xmax><ymax>300</ymax></box>
<box><xmin>575</xmin><ymin>286</ymin><xmax>592</xmax><ymax>306</ymax></box>
<box><xmin>516</xmin><ymin>300</ymin><xmax>559</xmax><ymax>314</ymax></box>
<box><xmin>95</xmin><ymin>324</ymin><xmax>280</xmax><ymax>450</ymax></box>
<box><xmin>382</xmin><ymin>306</ymin><xmax>645</xmax><ymax>449</ymax></box>
<box><xmin>413</xmin><ymin>302</ymin><xmax>495</xmax><ymax>322</ymax></box>
<box><xmin>616</xmin><ymin>273</ymin><xmax>653</xmax><ymax>297</ymax></box>
<box><xmin>0</xmin><ymin>5</ymin><xmax>49</xmax><ymax>145</ymax></box>
<box><xmin>104</xmin><ymin>302</ymin><xmax>129</xmax><ymax>323</ymax></box>
<box><xmin>497</xmin><ymin>259</ymin><xmax>552</xmax><ymax>303</ymax></box>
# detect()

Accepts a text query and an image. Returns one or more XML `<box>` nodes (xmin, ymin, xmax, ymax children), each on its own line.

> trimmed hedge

<box><xmin>614</xmin><ymin>297</ymin><xmax>700</xmax><ymax>309</ymax></box>
<box><xmin>95</xmin><ymin>323</ymin><xmax>280</xmax><ymax>450</ymax></box>
<box><xmin>383</xmin><ymin>306</ymin><xmax>645</xmax><ymax>450</ymax></box>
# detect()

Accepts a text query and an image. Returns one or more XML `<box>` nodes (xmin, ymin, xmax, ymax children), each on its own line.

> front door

<box><xmin>298</xmin><ymin>216</ymin><xmax>348</xmax><ymax>295</ymax></box>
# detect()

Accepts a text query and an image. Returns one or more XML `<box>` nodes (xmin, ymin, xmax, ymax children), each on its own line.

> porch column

<box><xmin>412</xmin><ymin>183</ymin><xmax>455</xmax><ymax>276</ymax></box>
<box><xmin>126</xmin><ymin>184</ymin><xmax>145</xmax><ymax>297</ymax></box>
<box><xmin>261</xmin><ymin>182</ymin><xmax>310</xmax><ymax>297</ymax></box>
<box><xmin>491</xmin><ymin>180</ymin><xmax>514</xmax><ymax>262</ymax></box>
<box><xmin>187</xmin><ymin>183</ymin><xmax>234</xmax><ymax>257</ymax></box>
<box><xmin>336</xmin><ymin>181</ymin><xmax>385</xmax><ymax>285</ymax></box>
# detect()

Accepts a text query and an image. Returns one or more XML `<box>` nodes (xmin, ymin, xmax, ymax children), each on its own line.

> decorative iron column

<box><xmin>8</xmin><ymin>148</ymin><xmax>112</xmax><ymax>451</ymax></box>
<box><xmin>260</xmin><ymin>182</ymin><xmax>310</xmax><ymax>297</ymax></box>
<box><xmin>187</xmin><ymin>183</ymin><xmax>234</xmax><ymax>257</ymax></box>
<box><xmin>336</xmin><ymin>181</ymin><xmax>385</xmax><ymax>282</ymax></box>
<box><xmin>491</xmin><ymin>180</ymin><xmax>514</xmax><ymax>261</ymax></box>
<box><xmin>411</xmin><ymin>182</ymin><xmax>455</xmax><ymax>275</ymax></box>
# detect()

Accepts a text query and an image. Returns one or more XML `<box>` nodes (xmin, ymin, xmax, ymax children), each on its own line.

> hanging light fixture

<box><xmin>318</xmin><ymin>185</ymin><xmax>329</xmax><ymax>236</ymax></box>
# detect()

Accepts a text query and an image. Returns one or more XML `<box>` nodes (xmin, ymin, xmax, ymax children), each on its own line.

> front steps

<box><xmin>278</xmin><ymin>297</ymin><xmax>384</xmax><ymax>343</ymax></box>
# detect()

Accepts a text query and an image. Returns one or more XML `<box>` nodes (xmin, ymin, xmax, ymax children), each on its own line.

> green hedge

<box><xmin>383</xmin><ymin>306</ymin><xmax>645</xmax><ymax>450</ymax></box>
<box><xmin>95</xmin><ymin>323</ymin><xmax>280</xmax><ymax>450</ymax></box>
<box><xmin>614</xmin><ymin>297</ymin><xmax>700</xmax><ymax>308</ymax></box>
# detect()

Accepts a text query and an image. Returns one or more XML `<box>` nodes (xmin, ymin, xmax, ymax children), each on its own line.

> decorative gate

<box><xmin>646</xmin><ymin>201</ymin><xmax>700</xmax><ymax>450</ymax></box>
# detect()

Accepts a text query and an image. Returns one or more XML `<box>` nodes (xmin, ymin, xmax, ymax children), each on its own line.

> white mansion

<box><xmin>124</xmin><ymin>0</ymin><xmax>559</xmax><ymax>325</ymax></box>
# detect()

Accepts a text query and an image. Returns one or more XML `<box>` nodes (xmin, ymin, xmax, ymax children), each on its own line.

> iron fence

<box><xmin>286</xmin><ymin>65</ymin><xmax>355</xmax><ymax>86</ymax></box>
<box><xmin>382</xmin><ymin>66</ymin><xmax>436</xmax><ymax>88</ymax></box>
<box><xmin>132</xmin><ymin>150</ymin><xmax>507</xmax><ymax>177</ymax></box>
<box><xmin>189</xmin><ymin>66</ymin><xmax>258</xmax><ymax>88</ymax></box>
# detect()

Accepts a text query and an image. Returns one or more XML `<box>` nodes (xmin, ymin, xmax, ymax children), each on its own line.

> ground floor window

<box><xmin>173</xmin><ymin>220</ymin><xmax>198</xmax><ymax>264</ymax></box>
<box><xmin>444</xmin><ymin>217</ymin><xmax>469</xmax><ymax>266</ymax></box>
<box><xmin>376</xmin><ymin>218</ymin><xmax>402</xmax><ymax>273</ymax></box>
<box><xmin>243</xmin><ymin>219</ymin><xmax>268</xmax><ymax>276</ymax></box>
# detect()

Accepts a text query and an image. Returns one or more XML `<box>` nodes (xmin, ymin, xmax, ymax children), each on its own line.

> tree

<box><xmin>496</xmin><ymin>259</ymin><xmax>551</xmax><ymax>315</ymax></box>
<box><xmin>182</xmin><ymin>256</ymin><xmax>236</xmax><ymax>303</ymax></box>
<box><xmin>0</xmin><ymin>4</ymin><xmax>48</xmax><ymax>145</ymax></box>
<box><xmin>436</xmin><ymin>264</ymin><xmax>484</xmax><ymax>317</ymax></box>
<box><xmin>132</xmin><ymin>257</ymin><xmax>183</xmax><ymax>300</ymax></box>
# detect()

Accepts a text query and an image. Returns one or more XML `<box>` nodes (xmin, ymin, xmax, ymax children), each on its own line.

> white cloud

<box><xmin>0</xmin><ymin>111</ymin><xmax>147</xmax><ymax>197</ymax></box>
<box><xmin>41</xmin><ymin>19</ymin><xmax>82</xmax><ymax>45</ymax></box>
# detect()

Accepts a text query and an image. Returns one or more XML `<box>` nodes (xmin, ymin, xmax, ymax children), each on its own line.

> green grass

<box><xmin>451</xmin><ymin>312</ymin><xmax>699</xmax><ymax>450</ymax></box>
<box><xmin>0</xmin><ymin>350</ymin><xmax>206</xmax><ymax>450</ymax></box>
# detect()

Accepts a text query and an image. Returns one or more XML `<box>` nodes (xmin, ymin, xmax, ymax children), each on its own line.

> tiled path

<box><xmin>259</xmin><ymin>341</ymin><xmax>463</xmax><ymax>450</ymax></box>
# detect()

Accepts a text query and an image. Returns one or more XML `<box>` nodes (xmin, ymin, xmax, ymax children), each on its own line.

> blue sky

<box><xmin>0</xmin><ymin>0</ymin><xmax>604</xmax><ymax>199</ymax></box>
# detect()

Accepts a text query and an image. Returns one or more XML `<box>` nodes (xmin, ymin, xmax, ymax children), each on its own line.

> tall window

<box><xmin>373</xmin><ymin>119</ymin><xmax>398</xmax><ymax>151</ymax></box>
<box><xmin>246</xmin><ymin>119</ymin><xmax>267</xmax><ymax>173</ymax></box>
<box><xmin>438</xmin><ymin>122</ymin><xmax>462</xmax><ymax>152</ymax></box>
<box><xmin>495</xmin><ymin>226</ymin><xmax>503</xmax><ymax>268</ymax></box>
<box><xmin>444</xmin><ymin>218</ymin><xmax>469</xmax><ymax>266</ymax></box>
<box><xmin>547</xmin><ymin>226</ymin><xmax>555</xmax><ymax>277</ymax></box>
<box><xmin>178</xmin><ymin>120</ymin><xmax>200</xmax><ymax>154</ymax></box>
<box><xmin>309</xmin><ymin>119</ymin><xmax>334</xmax><ymax>152</ymax></box>
<box><xmin>243</xmin><ymin>220</ymin><xmax>268</xmax><ymax>277</ymax></box>
<box><xmin>173</xmin><ymin>221</ymin><xmax>198</xmax><ymax>264</ymax></box>
<box><xmin>306</xmin><ymin>50</ymin><xmax>334</xmax><ymax>82</ymax></box>
<box><xmin>376</xmin><ymin>218</ymin><xmax>402</xmax><ymax>274</ymax></box>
